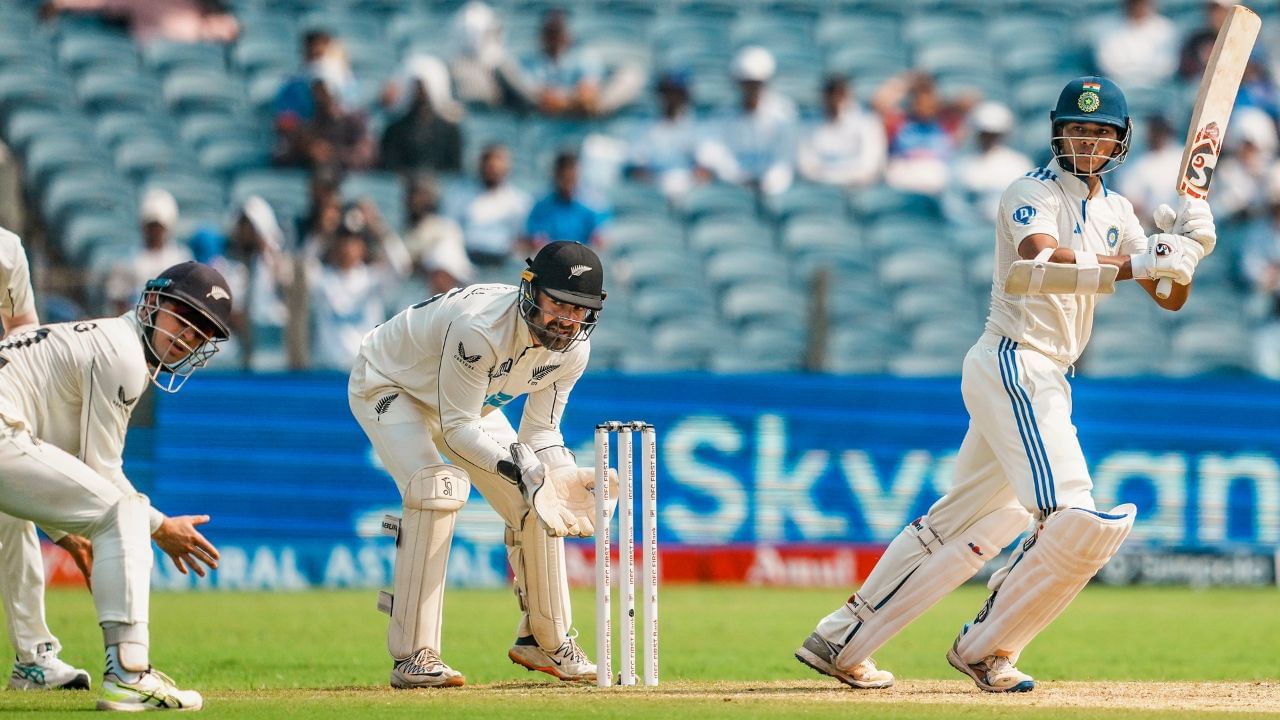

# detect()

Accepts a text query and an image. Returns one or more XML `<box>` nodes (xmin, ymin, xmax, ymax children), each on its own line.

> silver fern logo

<box><xmin>374</xmin><ymin>392</ymin><xmax>399</xmax><ymax>421</ymax></box>
<box><xmin>530</xmin><ymin>364</ymin><xmax>560</xmax><ymax>383</ymax></box>
<box><xmin>568</xmin><ymin>264</ymin><xmax>591</xmax><ymax>278</ymax></box>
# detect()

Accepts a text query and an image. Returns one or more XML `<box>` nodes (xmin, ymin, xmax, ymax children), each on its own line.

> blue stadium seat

<box><xmin>76</xmin><ymin>71</ymin><xmax>163</xmax><ymax>115</ymax></box>
<box><xmin>56</xmin><ymin>34</ymin><xmax>138</xmax><ymax>75</ymax></box>
<box><xmin>93</xmin><ymin>110</ymin><xmax>176</xmax><ymax>150</ymax></box>
<box><xmin>618</xmin><ymin>248</ymin><xmax>702</xmax><ymax>292</ymax></box>
<box><xmin>42</xmin><ymin>171</ymin><xmax>137</xmax><ymax>245</ymax></box>
<box><xmin>687</xmin><ymin>217</ymin><xmax>773</xmax><ymax>258</ymax></box>
<box><xmin>199</xmin><ymin>138</ymin><xmax>271</xmax><ymax>177</ymax></box>
<box><xmin>766</xmin><ymin>183</ymin><xmax>849</xmax><ymax>224</ymax></box>
<box><xmin>232</xmin><ymin>37</ymin><xmax>296</xmax><ymax>76</ymax></box>
<box><xmin>163</xmin><ymin>70</ymin><xmax>248</xmax><ymax>116</ymax></box>
<box><xmin>1167</xmin><ymin>321</ymin><xmax>1254</xmax><ymax>376</ymax></box>
<box><xmin>114</xmin><ymin>136</ymin><xmax>201</xmax><ymax>182</ymax></box>
<box><xmin>848</xmin><ymin>186</ymin><xmax>942</xmax><ymax>223</ymax></box>
<box><xmin>341</xmin><ymin>171</ymin><xmax>406</xmax><ymax>230</ymax></box>
<box><xmin>607</xmin><ymin>217</ymin><xmax>684</xmax><ymax>258</ymax></box>
<box><xmin>0</xmin><ymin>70</ymin><xmax>77</xmax><ymax>115</ymax></box>
<box><xmin>705</xmin><ymin>247</ymin><xmax>784</xmax><ymax>293</ymax></box>
<box><xmin>23</xmin><ymin>135</ymin><xmax>112</xmax><ymax>192</ymax></box>
<box><xmin>680</xmin><ymin>183</ymin><xmax>757</xmax><ymax>223</ymax></box>
<box><xmin>865</xmin><ymin>217</ymin><xmax>948</xmax><ymax>252</ymax></box>
<box><xmin>179</xmin><ymin>112</ymin><xmax>264</xmax><ymax>153</ymax></box>
<box><xmin>4</xmin><ymin>108</ymin><xmax>92</xmax><ymax>154</ymax></box>
<box><xmin>230</xmin><ymin>168</ymin><xmax>311</xmax><ymax>222</ymax></box>
<box><xmin>720</xmin><ymin>282</ymin><xmax>806</xmax><ymax>327</ymax></box>
<box><xmin>781</xmin><ymin>216</ymin><xmax>862</xmax><ymax>253</ymax></box>
<box><xmin>826</xmin><ymin>325</ymin><xmax>892</xmax><ymax>374</ymax></box>
<box><xmin>142</xmin><ymin>171</ymin><xmax>228</xmax><ymax>217</ymax></box>
<box><xmin>878</xmin><ymin>246</ymin><xmax>964</xmax><ymax>290</ymax></box>
<box><xmin>608</xmin><ymin>182</ymin><xmax>670</xmax><ymax>218</ymax></box>
<box><xmin>144</xmin><ymin>41</ymin><xmax>228</xmax><ymax>75</ymax></box>
<box><xmin>62</xmin><ymin>209</ymin><xmax>139</xmax><ymax>263</ymax></box>
<box><xmin>887</xmin><ymin>353</ymin><xmax>959</xmax><ymax>377</ymax></box>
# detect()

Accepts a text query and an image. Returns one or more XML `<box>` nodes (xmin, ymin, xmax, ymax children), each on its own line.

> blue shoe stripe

<box><xmin>996</xmin><ymin>338</ymin><xmax>1049</xmax><ymax>517</ymax></box>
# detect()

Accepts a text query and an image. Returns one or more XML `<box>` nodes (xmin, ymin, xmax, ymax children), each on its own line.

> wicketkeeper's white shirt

<box><xmin>357</xmin><ymin>284</ymin><xmax>589</xmax><ymax>474</ymax></box>
<box><xmin>984</xmin><ymin>160</ymin><xmax>1148</xmax><ymax>365</ymax></box>
<box><xmin>0</xmin><ymin>227</ymin><xmax>35</xmax><ymax>324</ymax></box>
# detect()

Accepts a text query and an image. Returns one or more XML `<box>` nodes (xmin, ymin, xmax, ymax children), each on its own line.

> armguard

<box><xmin>1004</xmin><ymin>248</ymin><xmax>1118</xmax><ymax>296</ymax></box>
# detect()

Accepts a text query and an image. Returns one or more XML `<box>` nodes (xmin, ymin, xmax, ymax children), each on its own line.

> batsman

<box><xmin>348</xmin><ymin>241</ymin><xmax>614</xmax><ymax>688</ymax></box>
<box><xmin>797</xmin><ymin>76</ymin><xmax>1216</xmax><ymax>691</ymax></box>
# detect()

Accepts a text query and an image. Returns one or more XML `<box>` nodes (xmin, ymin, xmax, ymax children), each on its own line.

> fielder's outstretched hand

<box><xmin>153</xmin><ymin>515</ymin><xmax>220</xmax><ymax>577</ymax></box>
<box><xmin>55</xmin><ymin>534</ymin><xmax>93</xmax><ymax>590</ymax></box>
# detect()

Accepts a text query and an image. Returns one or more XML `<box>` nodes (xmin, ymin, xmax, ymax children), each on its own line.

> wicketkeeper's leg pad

<box><xmin>955</xmin><ymin>504</ymin><xmax>1136</xmax><ymax>665</ymax></box>
<box><xmin>830</xmin><ymin>506</ymin><xmax>1029</xmax><ymax>671</ymax></box>
<box><xmin>378</xmin><ymin>464</ymin><xmax>470</xmax><ymax>661</ymax></box>
<box><xmin>505</xmin><ymin>513</ymin><xmax>572</xmax><ymax>650</ymax></box>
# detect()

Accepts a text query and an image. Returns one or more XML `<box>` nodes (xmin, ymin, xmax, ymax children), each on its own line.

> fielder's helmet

<box><xmin>137</xmin><ymin>261</ymin><xmax>233</xmax><ymax>392</ymax></box>
<box><xmin>518</xmin><ymin>241</ymin><xmax>606</xmax><ymax>351</ymax></box>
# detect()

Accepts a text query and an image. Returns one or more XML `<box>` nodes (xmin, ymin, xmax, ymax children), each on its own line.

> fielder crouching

<box><xmin>348</xmin><ymin>241</ymin><xmax>615</xmax><ymax>688</ymax></box>
<box><xmin>797</xmin><ymin>76</ymin><xmax>1215</xmax><ymax>692</ymax></box>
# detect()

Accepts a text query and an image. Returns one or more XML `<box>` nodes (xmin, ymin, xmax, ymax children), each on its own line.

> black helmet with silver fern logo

<box><xmin>518</xmin><ymin>242</ymin><xmax>606</xmax><ymax>352</ymax></box>
<box><xmin>136</xmin><ymin>261</ymin><xmax>233</xmax><ymax>393</ymax></box>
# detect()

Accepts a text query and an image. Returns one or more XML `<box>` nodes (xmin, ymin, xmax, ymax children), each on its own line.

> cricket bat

<box><xmin>1157</xmin><ymin>4</ymin><xmax>1261</xmax><ymax>299</ymax></box>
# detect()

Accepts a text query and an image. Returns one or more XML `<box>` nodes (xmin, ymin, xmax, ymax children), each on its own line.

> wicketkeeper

<box><xmin>348</xmin><ymin>241</ymin><xmax>614</xmax><ymax>688</ymax></box>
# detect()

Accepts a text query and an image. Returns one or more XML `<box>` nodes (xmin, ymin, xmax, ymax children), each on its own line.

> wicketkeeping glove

<box><xmin>548</xmin><ymin>466</ymin><xmax>619</xmax><ymax>537</ymax></box>
<box><xmin>497</xmin><ymin>443</ymin><xmax>578</xmax><ymax>536</ymax></box>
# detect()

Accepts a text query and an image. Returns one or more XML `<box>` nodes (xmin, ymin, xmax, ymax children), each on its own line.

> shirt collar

<box><xmin>1048</xmin><ymin>159</ymin><xmax>1108</xmax><ymax>200</ymax></box>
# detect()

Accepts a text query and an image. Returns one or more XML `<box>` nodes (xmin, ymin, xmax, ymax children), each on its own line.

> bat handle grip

<box><xmin>1156</xmin><ymin>277</ymin><xmax>1173</xmax><ymax>299</ymax></box>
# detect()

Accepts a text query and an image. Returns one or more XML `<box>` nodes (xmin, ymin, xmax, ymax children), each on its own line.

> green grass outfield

<box><xmin>1</xmin><ymin>585</ymin><xmax>1278</xmax><ymax>718</ymax></box>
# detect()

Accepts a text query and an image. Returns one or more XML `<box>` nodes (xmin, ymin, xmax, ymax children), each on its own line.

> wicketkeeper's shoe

<box><xmin>794</xmin><ymin>632</ymin><xmax>894</xmax><ymax>689</ymax></box>
<box><xmin>508</xmin><ymin>635</ymin><xmax>597</xmax><ymax>682</ymax></box>
<box><xmin>946</xmin><ymin>634</ymin><xmax>1035</xmax><ymax>693</ymax></box>
<box><xmin>390</xmin><ymin>648</ymin><xmax>465</xmax><ymax>689</ymax></box>
<box><xmin>96</xmin><ymin>667</ymin><xmax>203</xmax><ymax>711</ymax></box>
<box><xmin>9</xmin><ymin>643</ymin><xmax>91</xmax><ymax>690</ymax></box>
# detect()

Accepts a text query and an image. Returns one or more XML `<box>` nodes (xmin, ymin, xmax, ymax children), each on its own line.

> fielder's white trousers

<box><xmin>0</xmin><ymin>513</ymin><xmax>59</xmax><ymax>663</ymax></box>
<box><xmin>0</xmin><ymin>423</ymin><xmax>152</xmax><ymax>644</ymax></box>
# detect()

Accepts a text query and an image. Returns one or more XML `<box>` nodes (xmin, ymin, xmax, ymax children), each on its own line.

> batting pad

<box><xmin>1004</xmin><ymin>249</ymin><xmax>1118</xmax><ymax>295</ymax></box>
<box><xmin>379</xmin><ymin>464</ymin><xmax>470</xmax><ymax>660</ymax></box>
<box><xmin>956</xmin><ymin>504</ymin><xmax>1136</xmax><ymax>665</ymax></box>
<box><xmin>831</xmin><ymin>507</ymin><xmax>1029</xmax><ymax>671</ymax></box>
<box><xmin>507</xmin><ymin>513</ymin><xmax>572</xmax><ymax>650</ymax></box>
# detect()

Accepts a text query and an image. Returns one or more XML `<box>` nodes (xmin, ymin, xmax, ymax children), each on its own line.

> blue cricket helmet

<box><xmin>1050</xmin><ymin>76</ymin><xmax>1130</xmax><ymax>132</ymax></box>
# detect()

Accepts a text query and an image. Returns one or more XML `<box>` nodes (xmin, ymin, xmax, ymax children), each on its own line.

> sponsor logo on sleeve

<box><xmin>114</xmin><ymin>386</ymin><xmax>138</xmax><ymax>410</ymax></box>
<box><xmin>488</xmin><ymin>358</ymin><xmax>513</xmax><ymax>380</ymax></box>
<box><xmin>1012</xmin><ymin>205</ymin><xmax>1036</xmax><ymax>225</ymax></box>
<box><xmin>455</xmin><ymin>341</ymin><xmax>481</xmax><ymax>368</ymax></box>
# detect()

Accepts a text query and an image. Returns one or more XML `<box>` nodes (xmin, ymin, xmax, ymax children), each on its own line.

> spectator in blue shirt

<box><xmin>526</xmin><ymin>151</ymin><xmax>606</xmax><ymax>248</ymax></box>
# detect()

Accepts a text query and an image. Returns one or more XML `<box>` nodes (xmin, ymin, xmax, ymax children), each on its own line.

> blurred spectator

<box><xmin>509</xmin><ymin>9</ymin><xmax>603</xmax><ymax>117</ymax></box>
<box><xmin>624</xmin><ymin>70</ymin><xmax>700</xmax><ymax>200</ymax></box>
<box><xmin>1178</xmin><ymin>0</ymin><xmax>1232</xmax><ymax>81</ymax></box>
<box><xmin>796</xmin><ymin>74</ymin><xmax>887</xmax><ymax>191</ymax></box>
<box><xmin>447</xmin><ymin>1</ymin><xmax>521</xmax><ymax>109</ymax></box>
<box><xmin>951</xmin><ymin>102</ymin><xmax>1031</xmax><ymax>222</ymax></box>
<box><xmin>526</xmin><ymin>151</ymin><xmax>606</xmax><ymax>248</ymax></box>
<box><xmin>274</xmin><ymin>31</ymin><xmax>359</xmax><ymax>135</ymax></box>
<box><xmin>104</xmin><ymin>188</ymin><xmax>193</xmax><ymax>314</ymax></box>
<box><xmin>308</xmin><ymin>202</ymin><xmax>410</xmax><ymax>370</ymax></box>
<box><xmin>1117</xmin><ymin>116</ymin><xmax>1182</xmax><ymax>227</ymax></box>
<box><xmin>1211</xmin><ymin>107</ymin><xmax>1278</xmax><ymax>222</ymax></box>
<box><xmin>1093</xmin><ymin>0</ymin><xmax>1177</xmax><ymax>89</ymax></box>
<box><xmin>297</xmin><ymin>170</ymin><xmax>342</xmax><ymax>253</ymax></box>
<box><xmin>1237</xmin><ymin>58</ymin><xmax>1280</xmax><ymax>123</ymax></box>
<box><xmin>401</xmin><ymin>175</ymin><xmax>472</xmax><ymax>294</ymax></box>
<box><xmin>455</xmin><ymin>144</ymin><xmax>531</xmax><ymax>267</ymax></box>
<box><xmin>220</xmin><ymin>196</ymin><xmax>293</xmax><ymax>370</ymax></box>
<box><xmin>274</xmin><ymin>70</ymin><xmax>376</xmax><ymax>174</ymax></box>
<box><xmin>0</xmin><ymin>140</ymin><xmax>23</xmax><ymax>233</ymax></box>
<box><xmin>380</xmin><ymin>56</ymin><xmax>464</xmax><ymax>175</ymax></box>
<box><xmin>1241</xmin><ymin>171</ymin><xmax>1280</xmax><ymax>377</ymax></box>
<box><xmin>874</xmin><ymin>72</ymin><xmax>972</xmax><ymax>197</ymax></box>
<box><xmin>40</xmin><ymin>0</ymin><xmax>238</xmax><ymax>45</ymax></box>
<box><xmin>696</xmin><ymin>46</ymin><xmax>798</xmax><ymax>196</ymax></box>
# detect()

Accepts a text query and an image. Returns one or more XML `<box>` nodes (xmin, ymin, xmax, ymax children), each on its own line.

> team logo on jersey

<box><xmin>455</xmin><ymin>342</ymin><xmax>481</xmax><ymax>367</ymax></box>
<box><xmin>530</xmin><ymin>364</ymin><xmax>560</xmax><ymax>384</ymax></box>
<box><xmin>114</xmin><ymin>386</ymin><xmax>138</xmax><ymax>410</ymax></box>
<box><xmin>1012</xmin><ymin>205</ymin><xmax>1036</xmax><ymax>225</ymax></box>
<box><xmin>568</xmin><ymin>264</ymin><xmax>592</xmax><ymax>278</ymax></box>
<box><xmin>1077</xmin><ymin>91</ymin><xmax>1100</xmax><ymax>113</ymax></box>
<box><xmin>207</xmin><ymin>285</ymin><xmax>230</xmax><ymax>301</ymax></box>
<box><xmin>488</xmin><ymin>358</ymin><xmax>513</xmax><ymax>380</ymax></box>
<box><xmin>1106</xmin><ymin>225</ymin><xmax>1120</xmax><ymax>249</ymax></box>
<box><xmin>73</xmin><ymin>322</ymin><xmax>96</xmax><ymax>333</ymax></box>
<box><xmin>374</xmin><ymin>392</ymin><xmax>399</xmax><ymax>421</ymax></box>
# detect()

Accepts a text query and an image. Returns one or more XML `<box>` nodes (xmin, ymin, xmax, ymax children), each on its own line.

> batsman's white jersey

<box><xmin>0</xmin><ymin>228</ymin><xmax>35</xmax><ymax>325</ymax></box>
<box><xmin>987</xmin><ymin>160</ymin><xmax>1146</xmax><ymax>365</ymax></box>
<box><xmin>356</xmin><ymin>283</ymin><xmax>587</xmax><ymax>474</ymax></box>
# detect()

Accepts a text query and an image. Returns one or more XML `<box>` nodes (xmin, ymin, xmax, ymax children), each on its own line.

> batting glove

<box><xmin>1153</xmin><ymin>197</ymin><xmax>1216</xmax><ymax>263</ymax></box>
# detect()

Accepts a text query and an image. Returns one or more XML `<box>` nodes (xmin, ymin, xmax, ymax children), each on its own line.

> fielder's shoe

<box><xmin>96</xmin><ymin>667</ymin><xmax>203</xmax><ymax>711</ymax></box>
<box><xmin>794</xmin><ymin>632</ymin><xmax>894</xmax><ymax>689</ymax></box>
<box><xmin>946</xmin><ymin>633</ymin><xmax>1035</xmax><ymax>693</ymax></box>
<box><xmin>508</xmin><ymin>635</ymin><xmax>597</xmax><ymax>682</ymax></box>
<box><xmin>9</xmin><ymin>643</ymin><xmax>91</xmax><ymax>690</ymax></box>
<box><xmin>390</xmin><ymin>648</ymin><xmax>465</xmax><ymax>689</ymax></box>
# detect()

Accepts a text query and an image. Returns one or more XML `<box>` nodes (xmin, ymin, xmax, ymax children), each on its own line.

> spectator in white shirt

<box><xmin>951</xmin><ymin>102</ymin><xmax>1032</xmax><ymax>222</ymax></box>
<box><xmin>696</xmin><ymin>46</ymin><xmax>798</xmax><ymax>196</ymax></box>
<box><xmin>1117</xmin><ymin>115</ymin><xmax>1182</xmax><ymax>229</ymax></box>
<box><xmin>796</xmin><ymin>74</ymin><xmax>887</xmax><ymax>190</ymax></box>
<box><xmin>456</xmin><ymin>144</ymin><xmax>533</xmax><ymax>267</ymax></box>
<box><xmin>1211</xmin><ymin>107</ymin><xmax>1278</xmax><ymax>222</ymax></box>
<box><xmin>1241</xmin><ymin>171</ymin><xmax>1280</xmax><ymax>377</ymax></box>
<box><xmin>625</xmin><ymin>70</ymin><xmax>701</xmax><ymax>200</ymax></box>
<box><xmin>510</xmin><ymin>9</ymin><xmax>603</xmax><ymax>118</ymax></box>
<box><xmin>1093</xmin><ymin>0</ymin><xmax>1178</xmax><ymax>89</ymax></box>
<box><xmin>104</xmin><ymin>188</ymin><xmax>193</xmax><ymax>315</ymax></box>
<box><xmin>402</xmin><ymin>175</ymin><xmax>472</xmax><ymax>294</ymax></box>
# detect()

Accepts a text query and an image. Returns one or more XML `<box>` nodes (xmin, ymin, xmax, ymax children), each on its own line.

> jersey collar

<box><xmin>1047</xmin><ymin>159</ymin><xmax>1091</xmax><ymax>199</ymax></box>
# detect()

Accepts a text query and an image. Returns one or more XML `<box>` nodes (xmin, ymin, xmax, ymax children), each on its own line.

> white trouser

<box><xmin>0</xmin><ymin>424</ymin><xmax>152</xmax><ymax>648</ymax></box>
<box><xmin>0</xmin><ymin>513</ymin><xmax>59</xmax><ymax>663</ymax></box>
<box><xmin>349</xmin><ymin>357</ymin><xmax>572</xmax><ymax>653</ymax></box>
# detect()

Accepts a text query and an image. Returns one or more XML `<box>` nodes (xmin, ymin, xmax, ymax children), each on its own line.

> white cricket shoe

<box><xmin>96</xmin><ymin>667</ymin><xmax>203</xmax><ymax>711</ymax></box>
<box><xmin>794</xmin><ymin>632</ymin><xmax>894</xmax><ymax>689</ymax></box>
<box><xmin>508</xmin><ymin>635</ymin><xmax>597</xmax><ymax>682</ymax></box>
<box><xmin>390</xmin><ymin>648</ymin><xmax>465</xmax><ymax>689</ymax></box>
<box><xmin>947</xmin><ymin>634</ymin><xmax>1035</xmax><ymax>693</ymax></box>
<box><xmin>9</xmin><ymin>643</ymin><xmax>91</xmax><ymax>690</ymax></box>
